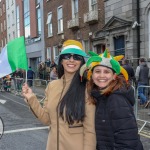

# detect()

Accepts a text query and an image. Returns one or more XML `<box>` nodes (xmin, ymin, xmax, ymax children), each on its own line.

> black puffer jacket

<box><xmin>91</xmin><ymin>86</ymin><xmax>143</xmax><ymax>150</ymax></box>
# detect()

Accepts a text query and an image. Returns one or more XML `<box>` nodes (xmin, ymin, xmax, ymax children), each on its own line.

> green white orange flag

<box><xmin>0</xmin><ymin>36</ymin><xmax>28</xmax><ymax>78</ymax></box>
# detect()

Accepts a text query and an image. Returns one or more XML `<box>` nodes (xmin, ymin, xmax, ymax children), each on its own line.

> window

<box><xmin>36</xmin><ymin>0</ymin><xmax>40</xmax><ymax>4</ymax></box>
<box><xmin>9</xmin><ymin>34</ymin><xmax>11</xmax><ymax>41</ymax></box>
<box><xmin>1</xmin><ymin>40</ymin><xmax>3</xmax><ymax>48</ymax></box>
<box><xmin>36</xmin><ymin>4</ymin><xmax>41</xmax><ymax>36</ymax></box>
<box><xmin>53</xmin><ymin>46</ymin><xmax>59</xmax><ymax>59</ymax></box>
<box><xmin>1</xmin><ymin>22</ymin><xmax>3</xmax><ymax>32</ymax></box>
<box><xmin>57</xmin><ymin>6</ymin><xmax>63</xmax><ymax>33</ymax></box>
<box><xmin>83</xmin><ymin>40</ymin><xmax>89</xmax><ymax>53</ymax></box>
<box><xmin>12</xmin><ymin>10</ymin><xmax>14</xmax><ymax>25</ymax></box>
<box><xmin>4</xmin><ymin>20</ymin><xmax>6</xmax><ymax>30</ymax></box>
<box><xmin>47</xmin><ymin>47</ymin><xmax>52</xmax><ymax>60</ymax></box>
<box><xmin>90</xmin><ymin>0</ymin><xmax>97</xmax><ymax>11</ymax></box>
<box><xmin>16</xmin><ymin>6</ymin><xmax>20</xmax><ymax>37</ymax></box>
<box><xmin>72</xmin><ymin>0</ymin><xmax>78</xmax><ymax>18</ymax></box>
<box><xmin>24</xmin><ymin>0</ymin><xmax>30</xmax><ymax>38</ymax></box>
<box><xmin>7</xmin><ymin>0</ymin><xmax>9</xmax><ymax>9</ymax></box>
<box><xmin>3</xmin><ymin>3</ymin><xmax>5</xmax><ymax>12</ymax></box>
<box><xmin>8</xmin><ymin>14</ymin><xmax>10</xmax><ymax>28</ymax></box>
<box><xmin>0</xmin><ymin>8</ymin><xmax>2</xmax><ymax>16</ymax></box>
<box><xmin>13</xmin><ymin>31</ymin><xmax>15</xmax><ymax>38</ymax></box>
<box><xmin>4</xmin><ymin>38</ymin><xmax>6</xmax><ymax>45</ymax></box>
<box><xmin>47</xmin><ymin>12</ymin><xmax>52</xmax><ymax>37</ymax></box>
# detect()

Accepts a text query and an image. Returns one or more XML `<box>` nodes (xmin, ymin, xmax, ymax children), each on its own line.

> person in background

<box><xmin>5</xmin><ymin>75</ymin><xmax>11</xmax><ymax>92</ymax></box>
<box><xmin>81</xmin><ymin>50</ymin><xmax>143</xmax><ymax>150</ymax></box>
<box><xmin>22</xmin><ymin>40</ymin><xmax>96</xmax><ymax>150</ymax></box>
<box><xmin>27</xmin><ymin>66</ymin><xmax>35</xmax><ymax>87</ymax></box>
<box><xmin>50</xmin><ymin>65</ymin><xmax>58</xmax><ymax>81</ymax></box>
<box><xmin>122</xmin><ymin>59</ymin><xmax>135</xmax><ymax>84</ymax></box>
<box><xmin>11</xmin><ymin>69</ymin><xmax>24</xmax><ymax>95</ymax></box>
<box><xmin>135</xmin><ymin>58</ymin><xmax>150</xmax><ymax>106</ymax></box>
<box><xmin>0</xmin><ymin>78</ymin><xmax>4</xmax><ymax>92</ymax></box>
<box><xmin>50</xmin><ymin>60</ymin><xmax>56</xmax><ymax>68</ymax></box>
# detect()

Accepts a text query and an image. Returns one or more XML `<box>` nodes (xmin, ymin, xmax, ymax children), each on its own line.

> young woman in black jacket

<box><xmin>80</xmin><ymin>49</ymin><xmax>143</xmax><ymax>150</ymax></box>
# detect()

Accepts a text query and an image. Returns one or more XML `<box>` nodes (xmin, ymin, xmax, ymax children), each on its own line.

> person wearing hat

<box><xmin>22</xmin><ymin>40</ymin><xmax>96</xmax><ymax>150</ymax></box>
<box><xmin>80</xmin><ymin>49</ymin><xmax>143</xmax><ymax>150</ymax></box>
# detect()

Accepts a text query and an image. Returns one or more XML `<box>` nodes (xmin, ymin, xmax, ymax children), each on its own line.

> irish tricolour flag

<box><xmin>0</xmin><ymin>36</ymin><xmax>28</xmax><ymax>78</ymax></box>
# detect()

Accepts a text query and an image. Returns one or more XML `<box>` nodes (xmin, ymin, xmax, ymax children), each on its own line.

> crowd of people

<box><xmin>0</xmin><ymin>75</ymin><xmax>11</xmax><ymax>92</ymax></box>
<box><xmin>0</xmin><ymin>66</ymin><xmax>35</xmax><ymax>95</ymax></box>
<box><xmin>21</xmin><ymin>39</ymin><xmax>146</xmax><ymax>150</ymax></box>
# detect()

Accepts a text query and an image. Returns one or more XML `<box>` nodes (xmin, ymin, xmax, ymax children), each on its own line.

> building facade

<box><xmin>0</xmin><ymin>0</ymin><xmax>7</xmax><ymax>51</ymax></box>
<box><xmin>140</xmin><ymin>0</ymin><xmax>150</xmax><ymax>59</ymax></box>
<box><xmin>93</xmin><ymin>0</ymin><xmax>135</xmax><ymax>58</ymax></box>
<box><xmin>44</xmin><ymin>0</ymin><xmax>105</xmax><ymax>61</ymax></box>
<box><xmin>93</xmin><ymin>0</ymin><xmax>150</xmax><ymax>67</ymax></box>
<box><xmin>16</xmin><ymin>0</ymin><xmax>45</xmax><ymax>77</ymax></box>
<box><xmin>2</xmin><ymin>0</ymin><xmax>150</xmax><ymax>75</ymax></box>
<box><xmin>6</xmin><ymin>0</ymin><xmax>17</xmax><ymax>42</ymax></box>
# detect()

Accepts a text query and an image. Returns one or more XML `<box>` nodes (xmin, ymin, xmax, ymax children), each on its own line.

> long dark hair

<box><xmin>57</xmin><ymin>55</ymin><xmax>86</xmax><ymax>125</ymax></box>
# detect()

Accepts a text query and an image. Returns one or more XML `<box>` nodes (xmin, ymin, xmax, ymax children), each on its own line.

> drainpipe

<box><xmin>137</xmin><ymin>0</ymin><xmax>140</xmax><ymax>59</ymax></box>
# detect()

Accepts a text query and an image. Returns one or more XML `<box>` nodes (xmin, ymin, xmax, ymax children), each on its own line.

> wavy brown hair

<box><xmin>87</xmin><ymin>74</ymin><xmax>130</xmax><ymax>97</ymax></box>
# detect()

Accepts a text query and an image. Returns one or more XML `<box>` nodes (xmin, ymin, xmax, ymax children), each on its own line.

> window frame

<box><xmin>72</xmin><ymin>0</ymin><xmax>78</xmax><ymax>18</ymax></box>
<box><xmin>47</xmin><ymin>12</ymin><xmax>53</xmax><ymax>37</ymax></box>
<box><xmin>89</xmin><ymin>0</ymin><xmax>97</xmax><ymax>11</ymax></box>
<box><xmin>53</xmin><ymin>46</ymin><xmax>59</xmax><ymax>59</ymax></box>
<box><xmin>47</xmin><ymin>47</ymin><xmax>52</xmax><ymax>60</ymax></box>
<box><xmin>57</xmin><ymin>6</ymin><xmax>63</xmax><ymax>33</ymax></box>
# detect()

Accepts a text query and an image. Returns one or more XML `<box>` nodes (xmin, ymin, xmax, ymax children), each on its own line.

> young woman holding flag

<box><xmin>22</xmin><ymin>40</ymin><xmax>96</xmax><ymax>150</ymax></box>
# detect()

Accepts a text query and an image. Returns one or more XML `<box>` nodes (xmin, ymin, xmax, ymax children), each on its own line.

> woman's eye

<box><xmin>104</xmin><ymin>70</ymin><xmax>110</xmax><ymax>74</ymax></box>
<box><xmin>95</xmin><ymin>70</ymin><xmax>100</xmax><ymax>73</ymax></box>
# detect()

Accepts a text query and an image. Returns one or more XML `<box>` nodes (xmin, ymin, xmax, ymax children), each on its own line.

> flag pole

<box><xmin>26</xmin><ymin>70</ymin><xmax>27</xmax><ymax>83</ymax></box>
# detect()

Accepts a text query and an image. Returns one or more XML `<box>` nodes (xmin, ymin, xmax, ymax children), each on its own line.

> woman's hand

<box><xmin>22</xmin><ymin>82</ymin><xmax>33</xmax><ymax>102</ymax></box>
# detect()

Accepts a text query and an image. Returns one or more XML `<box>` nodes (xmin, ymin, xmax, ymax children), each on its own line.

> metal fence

<box><xmin>10</xmin><ymin>78</ymin><xmax>48</xmax><ymax>99</ymax></box>
<box><xmin>135</xmin><ymin>85</ymin><xmax>150</xmax><ymax>133</ymax></box>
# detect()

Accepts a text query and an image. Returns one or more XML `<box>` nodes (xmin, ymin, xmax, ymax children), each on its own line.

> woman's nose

<box><xmin>99</xmin><ymin>72</ymin><xmax>105</xmax><ymax>77</ymax></box>
<box><xmin>69</xmin><ymin>56</ymin><xmax>74</xmax><ymax>61</ymax></box>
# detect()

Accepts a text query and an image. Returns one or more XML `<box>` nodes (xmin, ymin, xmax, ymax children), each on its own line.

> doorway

<box><xmin>114</xmin><ymin>35</ymin><xmax>125</xmax><ymax>56</ymax></box>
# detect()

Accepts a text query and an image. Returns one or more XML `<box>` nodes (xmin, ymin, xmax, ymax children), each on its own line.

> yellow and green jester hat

<box><xmin>80</xmin><ymin>49</ymin><xmax>128</xmax><ymax>81</ymax></box>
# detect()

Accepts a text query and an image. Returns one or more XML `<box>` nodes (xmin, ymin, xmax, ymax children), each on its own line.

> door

<box><xmin>96</xmin><ymin>44</ymin><xmax>105</xmax><ymax>54</ymax></box>
<box><xmin>114</xmin><ymin>35</ymin><xmax>125</xmax><ymax>56</ymax></box>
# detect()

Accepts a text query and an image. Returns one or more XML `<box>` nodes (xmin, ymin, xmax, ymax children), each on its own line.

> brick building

<box><xmin>0</xmin><ymin>0</ymin><xmax>7</xmax><ymax>51</ymax></box>
<box><xmin>44</xmin><ymin>0</ymin><xmax>105</xmax><ymax>61</ymax></box>
<box><xmin>16</xmin><ymin>0</ymin><xmax>45</xmax><ymax>76</ymax></box>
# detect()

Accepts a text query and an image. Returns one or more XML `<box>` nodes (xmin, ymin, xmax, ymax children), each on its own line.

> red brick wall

<box><xmin>30</xmin><ymin>0</ymin><xmax>37</xmax><ymax>38</ymax></box>
<box><xmin>44</xmin><ymin>0</ymin><xmax>105</xmax><ymax>59</ymax></box>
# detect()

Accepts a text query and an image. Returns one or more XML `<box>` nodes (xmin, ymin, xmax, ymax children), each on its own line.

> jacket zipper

<box><xmin>57</xmin><ymin>78</ymin><xmax>66</xmax><ymax>150</ymax></box>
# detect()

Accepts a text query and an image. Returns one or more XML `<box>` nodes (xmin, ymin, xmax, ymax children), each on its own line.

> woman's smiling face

<box><xmin>61</xmin><ymin>54</ymin><xmax>82</xmax><ymax>75</ymax></box>
<box><xmin>92</xmin><ymin>65</ymin><xmax>116</xmax><ymax>89</ymax></box>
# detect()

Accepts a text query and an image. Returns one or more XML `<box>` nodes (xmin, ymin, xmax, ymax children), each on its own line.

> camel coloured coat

<box><xmin>27</xmin><ymin>75</ymin><xmax>96</xmax><ymax>150</ymax></box>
